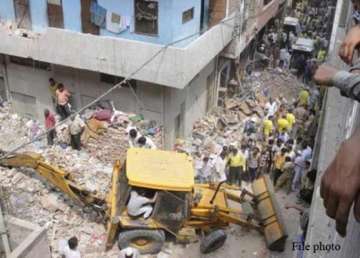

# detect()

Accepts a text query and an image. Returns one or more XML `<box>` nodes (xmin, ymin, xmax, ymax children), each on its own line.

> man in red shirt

<box><xmin>44</xmin><ymin>109</ymin><xmax>56</xmax><ymax>145</ymax></box>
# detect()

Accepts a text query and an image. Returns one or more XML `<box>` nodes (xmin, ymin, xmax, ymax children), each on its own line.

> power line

<box><xmin>0</xmin><ymin>15</ymin><xmax>238</xmax><ymax>160</ymax></box>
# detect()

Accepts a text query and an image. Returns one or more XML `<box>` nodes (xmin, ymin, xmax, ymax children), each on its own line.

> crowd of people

<box><xmin>194</xmin><ymin>86</ymin><xmax>319</xmax><ymax>205</ymax></box>
<box><xmin>257</xmin><ymin>0</ymin><xmax>336</xmax><ymax>85</ymax></box>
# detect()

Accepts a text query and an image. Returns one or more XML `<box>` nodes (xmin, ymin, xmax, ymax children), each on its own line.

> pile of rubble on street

<box><xmin>176</xmin><ymin>68</ymin><xmax>306</xmax><ymax>155</ymax></box>
<box><xmin>0</xmin><ymin>104</ymin><xmax>162</xmax><ymax>258</ymax></box>
<box><xmin>0</xmin><ymin>68</ymin><xmax>305</xmax><ymax>258</ymax></box>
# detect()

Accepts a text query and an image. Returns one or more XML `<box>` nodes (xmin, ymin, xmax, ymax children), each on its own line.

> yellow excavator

<box><xmin>0</xmin><ymin>148</ymin><xmax>287</xmax><ymax>254</ymax></box>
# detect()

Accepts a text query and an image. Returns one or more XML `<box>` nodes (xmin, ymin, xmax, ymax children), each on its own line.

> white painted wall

<box><xmin>4</xmin><ymin>57</ymin><xmax>215</xmax><ymax>149</ymax></box>
<box><xmin>0</xmin><ymin>16</ymin><xmax>234</xmax><ymax>89</ymax></box>
<box><xmin>5</xmin><ymin>61</ymin><xmax>164</xmax><ymax>125</ymax></box>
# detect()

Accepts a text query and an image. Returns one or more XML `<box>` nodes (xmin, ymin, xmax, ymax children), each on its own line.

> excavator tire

<box><xmin>200</xmin><ymin>229</ymin><xmax>227</xmax><ymax>254</ymax></box>
<box><xmin>117</xmin><ymin>229</ymin><xmax>165</xmax><ymax>254</ymax></box>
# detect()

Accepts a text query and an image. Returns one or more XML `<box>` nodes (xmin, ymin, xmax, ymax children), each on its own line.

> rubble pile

<box><xmin>84</xmin><ymin>117</ymin><xmax>162</xmax><ymax>164</ymax></box>
<box><xmin>0</xmin><ymin>105</ymin><xmax>34</xmax><ymax>151</ymax></box>
<box><xmin>178</xmin><ymin>68</ymin><xmax>305</xmax><ymax>155</ymax></box>
<box><xmin>242</xmin><ymin>68</ymin><xmax>305</xmax><ymax>101</ymax></box>
<box><xmin>0</xmin><ymin>104</ymin><xmax>162</xmax><ymax>258</ymax></box>
<box><xmin>0</xmin><ymin>166</ymin><xmax>120</xmax><ymax>258</ymax></box>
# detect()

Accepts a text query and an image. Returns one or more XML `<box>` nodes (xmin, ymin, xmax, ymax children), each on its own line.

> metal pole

<box><xmin>0</xmin><ymin>204</ymin><xmax>11</xmax><ymax>256</ymax></box>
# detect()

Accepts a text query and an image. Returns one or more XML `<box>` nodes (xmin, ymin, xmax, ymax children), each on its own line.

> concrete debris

<box><xmin>177</xmin><ymin>68</ymin><xmax>306</xmax><ymax>155</ymax></box>
<box><xmin>0</xmin><ymin>103</ymin><xmax>162</xmax><ymax>257</ymax></box>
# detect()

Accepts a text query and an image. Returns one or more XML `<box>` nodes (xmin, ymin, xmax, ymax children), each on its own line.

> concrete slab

<box><xmin>0</xmin><ymin>216</ymin><xmax>51</xmax><ymax>258</ymax></box>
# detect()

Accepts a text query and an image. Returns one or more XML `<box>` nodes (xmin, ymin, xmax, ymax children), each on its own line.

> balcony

<box><xmin>0</xmin><ymin>14</ymin><xmax>234</xmax><ymax>89</ymax></box>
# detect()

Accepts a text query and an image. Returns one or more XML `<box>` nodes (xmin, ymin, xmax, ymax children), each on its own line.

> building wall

<box><xmin>4</xmin><ymin>55</ymin><xmax>216</xmax><ymax>149</ymax></box>
<box><xmin>63</xmin><ymin>0</ymin><xmax>82</xmax><ymax>32</ymax></box>
<box><xmin>0</xmin><ymin>0</ymin><xmax>201</xmax><ymax>46</ymax></box>
<box><xmin>4</xmin><ymin>59</ymin><xmax>165</xmax><ymax>125</ymax></box>
<box><xmin>4</xmin><ymin>216</ymin><xmax>51</xmax><ymax>258</ymax></box>
<box><xmin>305</xmin><ymin>0</ymin><xmax>360</xmax><ymax>257</ymax></box>
<box><xmin>0</xmin><ymin>0</ymin><xmax>15</xmax><ymax>21</ymax></box>
<box><xmin>163</xmin><ymin>59</ymin><xmax>216</xmax><ymax>148</ymax></box>
<box><xmin>29</xmin><ymin>0</ymin><xmax>48</xmax><ymax>33</ymax></box>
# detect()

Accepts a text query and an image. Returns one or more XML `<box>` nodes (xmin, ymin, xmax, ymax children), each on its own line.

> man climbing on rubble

<box><xmin>69</xmin><ymin>114</ymin><xmax>85</xmax><ymax>151</ymax></box>
<box><xmin>137</xmin><ymin>136</ymin><xmax>157</xmax><ymax>149</ymax></box>
<box><xmin>44</xmin><ymin>109</ymin><xmax>56</xmax><ymax>146</ymax></box>
<box><xmin>127</xmin><ymin>127</ymin><xmax>141</xmax><ymax>148</ymax></box>
<box><xmin>127</xmin><ymin>190</ymin><xmax>158</xmax><ymax>219</ymax></box>
<box><xmin>265</xmin><ymin>97</ymin><xmax>278</xmax><ymax>117</ymax></box>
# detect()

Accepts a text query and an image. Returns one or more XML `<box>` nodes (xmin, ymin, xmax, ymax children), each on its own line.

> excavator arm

<box><xmin>0</xmin><ymin>151</ymin><xmax>107</xmax><ymax>215</ymax></box>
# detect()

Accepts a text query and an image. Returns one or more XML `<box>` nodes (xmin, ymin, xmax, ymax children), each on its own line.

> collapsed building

<box><xmin>0</xmin><ymin>0</ymin><xmax>286</xmax><ymax>149</ymax></box>
<box><xmin>0</xmin><ymin>68</ymin><xmax>305</xmax><ymax>258</ymax></box>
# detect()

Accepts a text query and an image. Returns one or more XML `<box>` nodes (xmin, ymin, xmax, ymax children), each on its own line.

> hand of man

<box><xmin>313</xmin><ymin>65</ymin><xmax>339</xmax><ymax>86</ymax></box>
<box><xmin>320</xmin><ymin>129</ymin><xmax>360</xmax><ymax>237</ymax></box>
<box><xmin>339</xmin><ymin>25</ymin><xmax>360</xmax><ymax>65</ymax></box>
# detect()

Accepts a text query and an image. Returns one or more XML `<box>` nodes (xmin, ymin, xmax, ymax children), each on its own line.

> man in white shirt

<box><xmin>200</xmin><ymin>157</ymin><xmax>212</xmax><ymax>183</ymax></box>
<box><xmin>137</xmin><ymin>136</ymin><xmax>157</xmax><ymax>149</ymax></box>
<box><xmin>59</xmin><ymin>236</ymin><xmax>81</xmax><ymax>258</ymax></box>
<box><xmin>213</xmin><ymin>152</ymin><xmax>227</xmax><ymax>182</ymax></box>
<box><xmin>118</xmin><ymin>247</ymin><xmax>140</xmax><ymax>258</ymax></box>
<box><xmin>69</xmin><ymin>114</ymin><xmax>85</xmax><ymax>151</ymax></box>
<box><xmin>128</xmin><ymin>128</ymin><xmax>141</xmax><ymax>148</ymax></box>
<box><xmin>127</xmin><ymin>190</ymin><xmax>157</xmax><ymax>219</ymax></box>
<box><xmin>265</xmin><ymin>98</ymin><xmax>278</xmax><ymax>117</ymax></box>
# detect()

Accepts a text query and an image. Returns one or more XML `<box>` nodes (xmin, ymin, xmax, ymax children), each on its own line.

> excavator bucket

<box><xmin>251</xmin><ymin>175</ymin><xmax>287</xmax><ymax>252</ymax></box>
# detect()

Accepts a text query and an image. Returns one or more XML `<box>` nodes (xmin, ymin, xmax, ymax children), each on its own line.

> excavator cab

<box><xmin>105</xmin><ymin>148</ymin><xmax>287</xmax><ymax>254</ymax></box>
<box><xmin>105</xmin><ymin>148</ymin><xmax>194</xmax><ymax>254</ymax></box>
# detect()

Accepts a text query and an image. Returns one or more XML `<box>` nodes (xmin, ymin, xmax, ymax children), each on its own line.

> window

<box><xmin>135</xmin><ymin>0</ymin><xmax>158</xmax><ymax>35</ymax></box>
<box><xmin>99</xmin><ymin>73</ymin><xmax>137</xmax><ymax>90</ymax></box>
<box><xmin>13</xmin><ymin>0</ymin><xmax>32</xmax><ymax>30</ymax></box>
<box><xmin>47</xmin><ymin>0</ymin><xmax>64</xmax><ymax>28</ymax></box>
<box><xmin>81</xmin><ymin>0</ymin><xmax>99</xmax><ymax>35</ymax></box>
<box><xmin>9</xmin><ymin>56</ymin><xmax>51</xmax><ymax>71</ymax></box>
<box><xmin>182</xmin><ymin>7</ymin><xmax>194</xmax><ymax>24</ymax></box>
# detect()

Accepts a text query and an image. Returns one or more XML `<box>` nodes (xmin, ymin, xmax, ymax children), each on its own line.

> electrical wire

<box><xmin>0</xmin><ymin>15</ymin><xmax>238</xmax><ymax>160</ymax></box>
